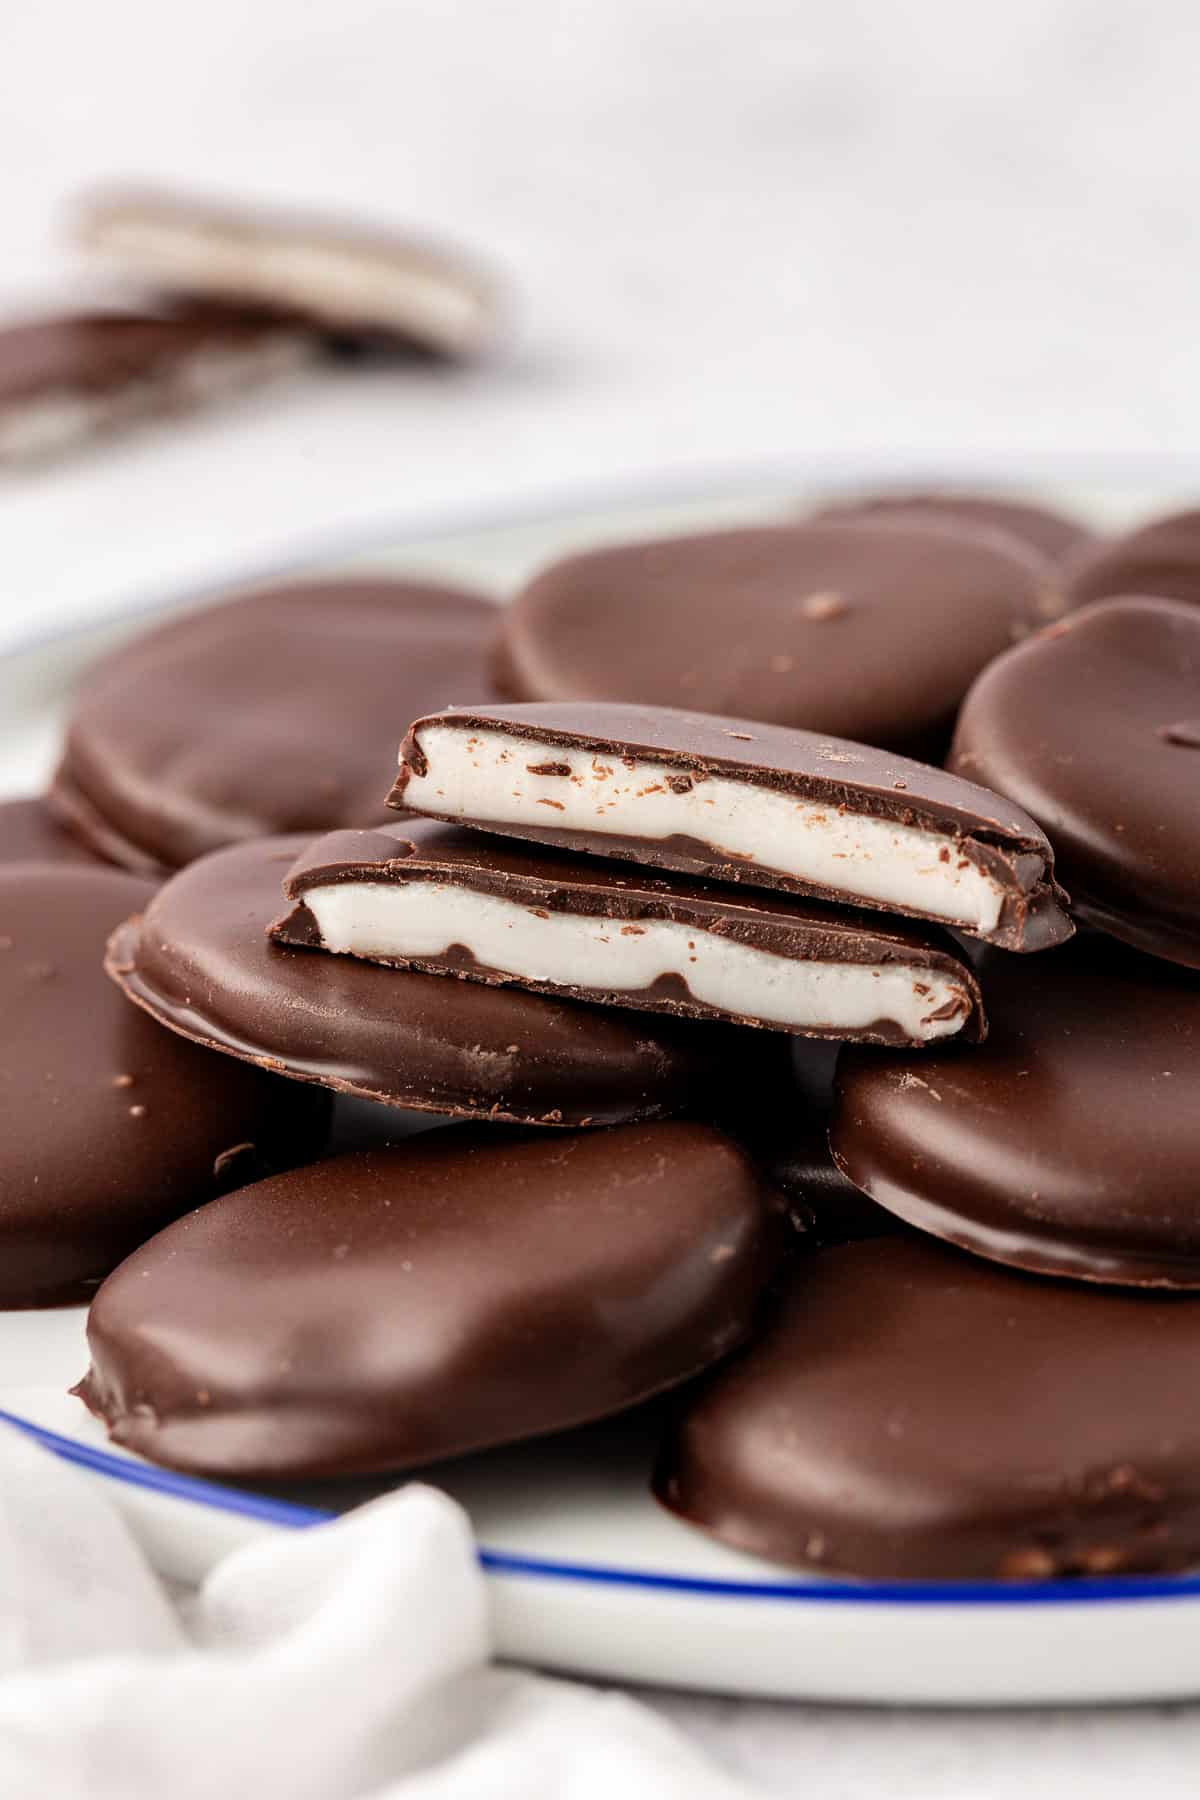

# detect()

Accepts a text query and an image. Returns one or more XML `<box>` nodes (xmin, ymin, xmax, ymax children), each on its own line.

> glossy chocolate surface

<box><xmin>831</xmin><ymin>937</ymin><xmax>1200</xmax><ymax>1286</ymax></box>
<box><xmin>53</xmin><ymin>577</ymin><xmax>497</xmax><ymax>872</ymax></box>
<box><xmin>952</xmin><ymin>597</ymin><xmax>1200</xmax><ymax>966</ymax></box>
<box><xmin>1065</xmin><ymin>506</ymin><xmax>1200</xmax><ymax>610</ymax></box>
<box><xmin>0</xmin><ymin>865</ymin><xmax>319</xmax><ymax>1307</ymax></box>
<box><xmin>656</xmin><ymin>1236</ymin><xmax>1200</xmax><ymax>1579</ymax></box>
<box><xmin>0</xmin><ymin>798</ymin><xmax>106</xmax><ymax>867</ymax></box>
<box><xmin>497</xmin><ymin>519</ymin><xmax>1060</xmax><ymax>755</ymax></box>
<box><xmin>392</xmin><ymin>701</ymin><xmax>1072</xmax><ymax>952</ymax></box>
<box><xmin>107</xmin><ymin>835</ymin><xmax>733</xmax><ymax>1126</ymax></box>
<box><xmin>273</xmin><ymin>822</ymin><xmax>986</xmax><ymax>1044</ymax></box>
<box><xmin>77</xmin><ymin>1120</ymin><xmax>784</xmax><ymax>1477</ymax></box>
<box><xmin>810</xmin><ymin>489</ymin><xmax>1095</xmax><ymax>564</ymax></box>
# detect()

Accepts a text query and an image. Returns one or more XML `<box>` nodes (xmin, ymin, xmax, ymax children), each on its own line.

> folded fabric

<box><xmin>0</xmin><ymin>1425</ymin><xmax>754</xmax><ymax>1799</ymax></box>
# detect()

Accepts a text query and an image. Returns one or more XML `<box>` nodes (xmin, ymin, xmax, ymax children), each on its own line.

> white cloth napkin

<box><xmin>0</xmin><ymin>1424</ymin><xmax>755</xmax><ymax>1800</ymax></box>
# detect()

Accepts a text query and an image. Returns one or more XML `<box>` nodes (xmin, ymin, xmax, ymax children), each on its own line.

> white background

<box><xmin>3</xmin><ymin>2</ymin><xmax>1200</xmax><ymax>1790</ymax></box>
<box><xmin>2</xmin><ymin>0</ymin><xmax>1200</xmax><ymax>635</ymax></box>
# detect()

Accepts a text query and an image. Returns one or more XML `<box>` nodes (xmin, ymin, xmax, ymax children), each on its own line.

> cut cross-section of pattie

<box><xmin>388</xmin><ymin>702</ymin><xmax>1072</xmax><ymax>952</ymax></box>
<box><xmin>272</xmin><ymin>824</ymin><xmax>986</xmax><ymax>1045</ymax></box>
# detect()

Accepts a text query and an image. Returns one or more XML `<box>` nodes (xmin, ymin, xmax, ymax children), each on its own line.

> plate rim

<box><xmin>8</xmin><ymin>1407</ymin><xmax>1200</xmax><ymax>1610</ymax></box>
<box><xmin>4</xmin><ymin>445</ymin><xmax>1194</xmax><ymax>663</ymax></box>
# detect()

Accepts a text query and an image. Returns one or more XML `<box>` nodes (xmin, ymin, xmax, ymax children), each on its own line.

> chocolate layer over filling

<box><xmin>391</xmin><ymin>702</ymin><xmax>1072</xmax><ymax>952</ymax></box>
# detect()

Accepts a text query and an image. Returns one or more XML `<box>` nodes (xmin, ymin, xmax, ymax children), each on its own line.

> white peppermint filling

<box><xmin>94</xmin><ymin>217</ymin><xmax>490</xmax><ymax>353</ymax></box>
<box><xmin>301</xmin><ymin>879</ymin><xmax>971</xmax><ymax>1040</ymax></box>
<box><xmin>402</xmin><ymin>726</ymin><xmax>1006</xmax><ymax>934</ymax></box>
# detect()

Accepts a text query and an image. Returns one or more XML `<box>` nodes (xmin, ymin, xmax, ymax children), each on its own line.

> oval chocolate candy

<box><xmin>497</xmin><ymin>519</ymin><xmax>1059</xmax><ymax>758</ymax></box>
<box><xmin>810</xmin><ymin>488</ymin><xmax>1095</xmax><ymax>565</ymax></box>
<box><xmin>52</xmin><ymin>576</ymin><xmax>498</xmax><ymax>873</ymax></box>
<box><xmin>1065</xmin><ymin>505</ymin><xmax>1200</xmax><ymax>611</ymax></box>
<box><xmin>76</xmin><ymin>1121</ymin><xmax>785</xmax><ymax>1477</ymax></box>
<box><xmin>0</xmin><ymin>797</ymin><xmax>106</xmax><ymax>867</ymax></box>
<box><xmin>830</xmin><ymin>936</ymin><xmax>1200</xmax><ymax>1286</ymax></box>
<box><xmin>0</xmin><ymin>864</ymin><xmax>321</xmax><ymax>1307</ymax></box>
<box><xmin>951</xmin><ymin>597</ymin><xmax>1200</xmax><ymax>967</ymax></box>
<box><xmin>106</xmin><ymin>834</ymin><xmax>738</xmax><ymax>1128</ymax></box>
<box><xmin>655</xmin><ymin>1235</ymin><xmax>1200</xmax><ymax>1579</ymax></box>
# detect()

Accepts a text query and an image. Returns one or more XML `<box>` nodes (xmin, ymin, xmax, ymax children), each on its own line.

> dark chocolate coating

<box><xmin>107</xmin><ymin>834</ymin><xmax>733</xmax><ymax>1127</ymax></box>
<box><xmin>0</xmin><ymin>309</ymin><xmax>294</xmax><ymax>404</ymax></box>
<box><xmin>498</xmin><ymin>520</ymin><xmax>1060</xmax><ymax>756</ymax></box>
<box><xmin>831</xmin><ymin>936</ymin><xmax>1200</xmax><ymax>1286</ymax></box>
<box><xmin>0</xmin><ymin>798</ymin><xmax>107</xmax><ymax>867</ymax></box>
<box><xmin>0</xmin><ymin>864</ymin><xmax>321</xmax><ymax>1308</ymax></box>
<box><xmin>655</xmin><ymin>1236</ymin><xmax>1200</xmax><ymax>1579</ymax></box>
<box><xmin>391</xmin><ymin>701</ymin><xmax>1072</xmax><ymax>952</ymax></box>
<box><xmin>1065</xmin><ymin>506</ymin><xmax>1200</xmax><ymax>611</ymax></box>
<box><xmin>810</xmin><ymin>489</ymin><xmax>1095</xmax><ymax>565</ymax></box>
<box><xmin>274</xmin><ymin>823</ymin><xmax>985</xmax><ymax>1044</ymax></box>
<box><xmin>951</xmin><ymin>597</ymin><xmax>1200</xmax><ymax>967</ymax></box>
<box><xmin>52</xmin><ymin>577</ymin><xmax>498</xmax><ymax>873</ymax></box>
<box><xmin>76</xmin><ymin>1121</ymin><xmax>784</xmax><ymax>1477</ymax></box>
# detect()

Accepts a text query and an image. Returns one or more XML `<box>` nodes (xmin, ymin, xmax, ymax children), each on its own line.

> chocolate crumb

<box><xmin>798</xmin><ymin>590</ymin><xmax>849</xmax><ymax>621</ymax></box>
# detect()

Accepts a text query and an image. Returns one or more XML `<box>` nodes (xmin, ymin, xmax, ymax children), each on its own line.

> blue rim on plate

<box><xmin>5</xmin><ymin>1407</ymin><xmax>1199</xmax><ymax>1607</ymax></box>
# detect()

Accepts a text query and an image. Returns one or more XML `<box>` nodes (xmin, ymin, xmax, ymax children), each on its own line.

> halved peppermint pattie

<box><xmin>0</xmin><ymin>309</ymin><xmax>312</xmax><ymax>465</ymax></box>
<box><xmin>272</xmin><ymin>824</ymin><xmax>985</xmax><ymax>1045</ymax></box>
<box><xmin>389</xmin><ymin>703</ymin><xmax>1072</xmax><ymax>952</ymax></box>
<box><xmin>76</xmin><ymin>185</ymin><xmax>502</xmax><ymax>359</ymax></box>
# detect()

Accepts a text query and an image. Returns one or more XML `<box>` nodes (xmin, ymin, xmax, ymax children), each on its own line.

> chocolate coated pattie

<box><xmin>655</xmin><ymin>1236</ymin><xmax>1200</xmax><ymax>1580</ymax></box>
<box><xmin>0</xmin><ymin>865</ymin><xmax>320</xmax><ymax>1307</ymax></box>
<box><xmin>951</xmin><ymin>598</ymin><xmax>1200</xmax><ymax>966</ymax></box>
<box><xmin>52</xmin><ymin>577</ymin><xmax>497</xmax><ymax>873</ymax></box>
<box><xmin>1065</xmin><ymin>505</ymin><xmax>1200</xmax><ymax>610</ymax></box>
<box><xmin>0</xmin><ymin>310</ymin><xmax>311</xmax><ymax>464</ymax></box>
<box><xmin>107</xmin><ymin>835</ymin><xmax>730</xmax><ymax>1127</ymax></box>
<box><xmin>391</xmin><ymin>702</ymin><xmax>1072</xmax><ymax>952</ymax></box>
<box><xmin>831</xmin><ymin>937</ymin><xmax>1200</xmax><ymax>1286</ymax></box>
<box><xmin>0</xmin><ymin>798</ymin><xmax>106</xmax><ymax>866</ymax></box>
<box><xmin>76</xmin><ymin>1121</ymin><xmax>784</xmax><ymax>1477</ymax></box>
<box><xmin>810</xmin><ymin>489</ymin><xmax>1095</xmax><ymax>565</ymax></box>
<box><xmin>273</xmin><ymin>823</ymin><xmax>985</xmax><ymax>1046</ymax></box>
<box><xmin>497</xmin><ymin>520</ymin><xmax>1060</xmax><ymax>755</ymax></box>
<box><xmin>76</xmin><ymin>185</ymin><xmax>501</xmax><ymax>359</ymax></box>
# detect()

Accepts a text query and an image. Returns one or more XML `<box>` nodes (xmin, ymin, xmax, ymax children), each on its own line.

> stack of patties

<box><xmin>34</xmin><ymin>488</ymin><xmax>1200</xmax><ymax>1585</ymax></box>
<box><xmin>76</xmin><ymin>677</ymin><xmax>1069</xmax><ymax>1484</ymax></box>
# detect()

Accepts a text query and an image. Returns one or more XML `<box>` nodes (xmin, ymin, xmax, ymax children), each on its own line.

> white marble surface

<box><xmin>2</xmin><ymin>2</ymin><xmax>1200</xmax><ymax>1791</ymax></box>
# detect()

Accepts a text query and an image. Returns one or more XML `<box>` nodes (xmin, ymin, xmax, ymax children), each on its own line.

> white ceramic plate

<box><xmin>3</xmin><ymin>471</ymin><xmax>1200</xmax><ymax>1708</ymax></box>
